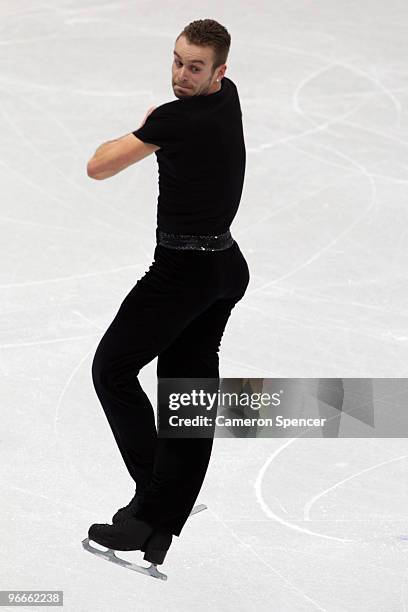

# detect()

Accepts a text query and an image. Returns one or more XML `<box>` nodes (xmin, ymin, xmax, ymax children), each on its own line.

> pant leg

<box><xmin>133</xmin><ymin>295</ymin><xmax>245</xmax><ymax>536</ymax></box>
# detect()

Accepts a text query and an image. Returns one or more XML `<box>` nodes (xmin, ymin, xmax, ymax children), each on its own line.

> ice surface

<box><xmin>2</xmin><ymin>1</ymin><xmax>408</xmax><ymax>610</ymax></box>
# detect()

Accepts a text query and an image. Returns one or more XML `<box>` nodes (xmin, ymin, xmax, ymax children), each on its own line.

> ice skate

<box><xmin>82</xmin><ymin>503</ymin><xmax>207</xmax><ymax>580</ymax></box>
<box><xmin>82</xmin><ymin>535</ymin><xmax>168</xmax><ymax>580</ymax></box>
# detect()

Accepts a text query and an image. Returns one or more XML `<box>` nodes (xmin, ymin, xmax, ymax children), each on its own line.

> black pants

<box><xmin>91</xmin><ymin>239</ymin><xmax>250</xmax><ymax>536</ymax></box>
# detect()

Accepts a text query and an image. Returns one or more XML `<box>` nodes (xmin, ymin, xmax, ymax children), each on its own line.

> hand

<box><xmin>139</xmin><ymin>106</ymin><xmax>156</xmax><ymax>128</ymax></box>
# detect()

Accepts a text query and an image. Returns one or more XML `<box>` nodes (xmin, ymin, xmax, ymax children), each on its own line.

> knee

<box><xmin>91</xmin><ymin>345</ymin><xmax>143</xmax><ymax>394</ymax></box>
<box><xmin>91</xmin><ymin>349</ymin><xmax>111</xmax><ymax>392</ymax></box>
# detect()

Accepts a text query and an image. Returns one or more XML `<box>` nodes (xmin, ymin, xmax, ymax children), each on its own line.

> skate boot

<box><xmin>112</xmin><ymin>488</ymin><xmax>141</xmax><ymax>524</ymax></box>
<box><xmin>88</xmin><ymin>517</ymin><xmax>172</xmax><ymax>562</ymax></box>
<box><xmin>142</xmin><ymin>529</ymin><xmax>173</xmax><ymax>565</ymax></box>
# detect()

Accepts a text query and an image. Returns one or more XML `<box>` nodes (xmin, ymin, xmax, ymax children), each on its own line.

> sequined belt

<box><xmin>156</xmin><ymin>228</ymin><xmax>235</xmax><ymax>251</ymax></box>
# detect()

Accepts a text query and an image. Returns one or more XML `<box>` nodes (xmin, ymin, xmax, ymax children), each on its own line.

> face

<box><xmin>172</xmin><ymin>34</ymin><xmax>226</xmax><ymax>99</ymax></box>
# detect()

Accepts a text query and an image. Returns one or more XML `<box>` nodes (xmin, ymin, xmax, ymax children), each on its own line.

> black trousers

<box><xmin>91</xmin><ymin>239</ymin><xmax>250</xmax><ymax>536</ymax></box>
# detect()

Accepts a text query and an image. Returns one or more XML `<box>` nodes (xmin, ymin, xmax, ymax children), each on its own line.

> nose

<box><xmin>178</xmin><ymin>66</ymin><xmax>188</xmax><ymax>82</ymax></box>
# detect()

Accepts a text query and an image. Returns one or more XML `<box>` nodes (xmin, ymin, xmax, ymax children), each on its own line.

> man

<box><xmin>86</xmin><ymin>18</ymin><xmax>250</xmax><ymax>570</ymax></box>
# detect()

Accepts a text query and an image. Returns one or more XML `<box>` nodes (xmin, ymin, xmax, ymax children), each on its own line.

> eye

<box><xmin>174</xmin><ymin>59</ymin><xmax>201</xmax><ymax>73</ymax></box>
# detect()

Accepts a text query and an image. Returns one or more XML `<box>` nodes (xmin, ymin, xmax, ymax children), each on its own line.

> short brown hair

<box><xmin>176</xmin><ymin>19</ymin><xmax>231</xmax><ymax>72</ymax></box>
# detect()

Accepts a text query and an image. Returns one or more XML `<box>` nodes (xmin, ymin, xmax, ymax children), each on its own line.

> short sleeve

<box><xmin>132</xmin><ymin>104</ymin><xmax>182</xmax><ymax>150</ymax></box>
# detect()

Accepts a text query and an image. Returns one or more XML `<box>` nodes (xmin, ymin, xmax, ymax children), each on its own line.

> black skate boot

<box><xmin>88</xmin><ymin>517</ymin><xmax>172</xmax><ymax>563</ymax></box>
<box><xmin>112</xmin><ymin>489</ymin><xmax>141</xmax><ymax>524</ymax></box>
<box><xmin>142</xmin><ymin>529</ymin><xmax>173</xmax><ymax>565</ymax></box>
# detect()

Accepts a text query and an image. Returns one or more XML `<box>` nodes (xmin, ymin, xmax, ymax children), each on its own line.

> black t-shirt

<box><xmin>132</xmin><ymin>76</ymin><xmax>246</xmax><ymax>235</ymax></box>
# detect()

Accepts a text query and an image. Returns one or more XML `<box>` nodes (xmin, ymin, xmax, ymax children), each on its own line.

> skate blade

<box><xmin>82</xmin><ymin>538</ymin><xmax>167</xmax><ymax>580</ymax></box>
<box><xmin>189</xmin><ymin>503</ymin><xmax>207</xmax><ymax>517</ymax></box>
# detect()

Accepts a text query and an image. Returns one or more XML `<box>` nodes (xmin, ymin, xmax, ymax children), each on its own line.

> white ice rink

<box><xmin>2</xmin><ymin>1</ymin><xmax>408</xmax><ymax>610</ymax></box>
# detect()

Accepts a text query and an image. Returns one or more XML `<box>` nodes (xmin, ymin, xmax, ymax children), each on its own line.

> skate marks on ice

<box><xmin>81</xmin><ymin>503</ymin><xmax>207</xmax><ymax>581</ymax></box>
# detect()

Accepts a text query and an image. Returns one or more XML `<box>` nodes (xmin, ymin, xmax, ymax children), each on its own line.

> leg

<box><xmin>91</xmin><ymin>269</ymin><xmax>227</xmax><ymax>495</ymax></box>
<box><xmin>91</xmin><ymin>300</ymin><xmax>157</xmax><ymax>492</ymax></box>
<box><xmin>133</xmin><ymin>295</ymin><xmax>244</xmax><ymax>536</ymax></box>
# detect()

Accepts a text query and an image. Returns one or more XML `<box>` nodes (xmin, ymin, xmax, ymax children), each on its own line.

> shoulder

<box><xmin>150</xmin><ymin>100</ymin><xmax>184</xmax><ymax>119</ymax></box>
<box><xmin>223</xmin><ymin>76</ymin><xmax>237</xmax><ymax>90</ymax></box>
<box><xmin>225</xmin><ymin>78</ymin><xmax>241</xmax><ymax>102</ymax></box>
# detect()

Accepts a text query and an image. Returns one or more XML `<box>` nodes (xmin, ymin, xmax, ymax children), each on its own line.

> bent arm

<box><xmin>87</xmin><ymin>134</ymin><xmax>160</xmax><ymax>180</ymax></box>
